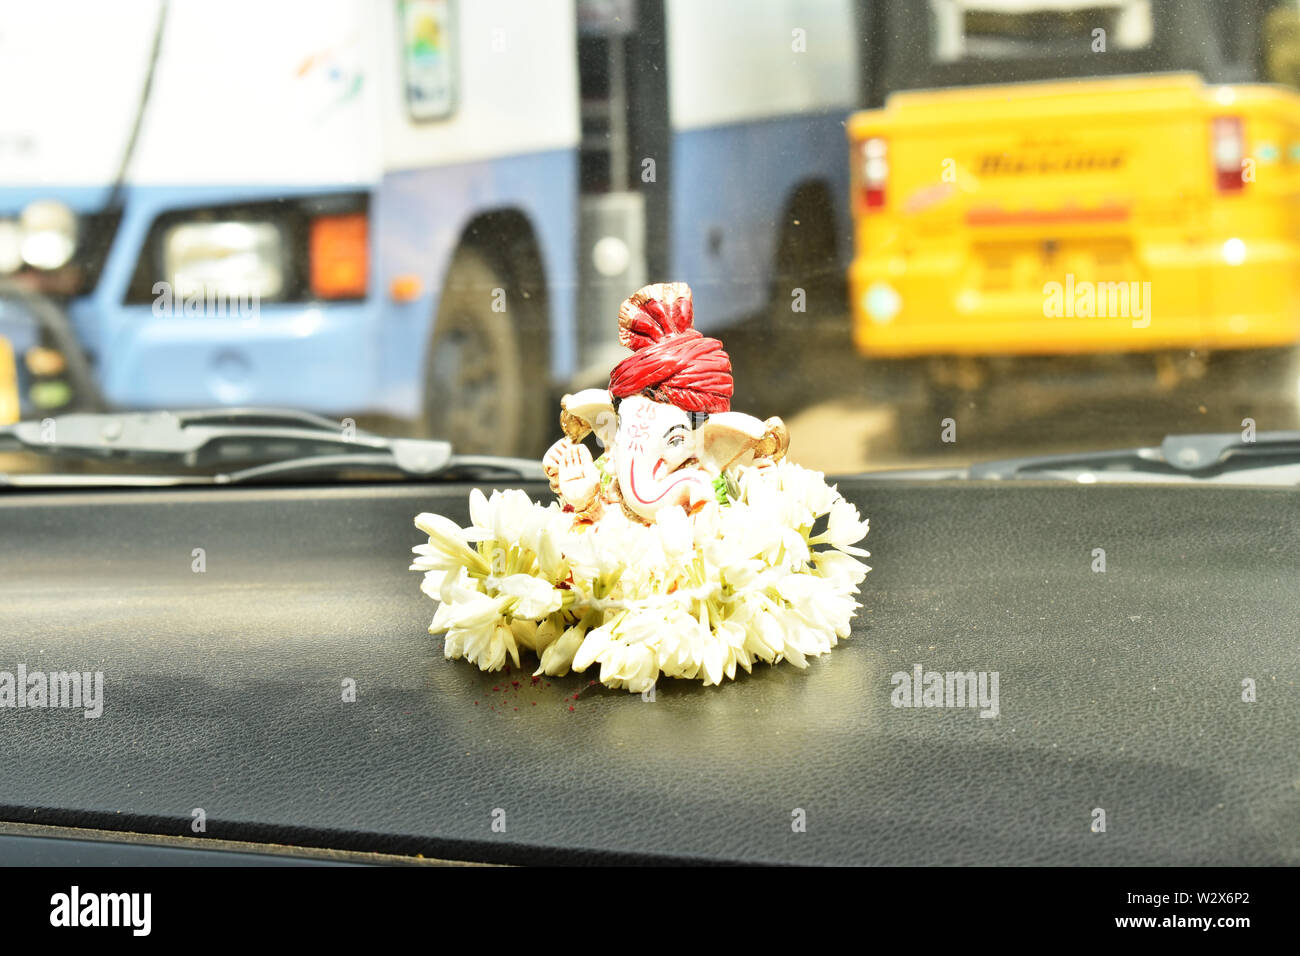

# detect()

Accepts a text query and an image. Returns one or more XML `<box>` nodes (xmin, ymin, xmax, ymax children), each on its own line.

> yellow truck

<box><xmin>848</xmin><ymin>0</ymin><xmax>1300</xmax><ymax>424</ymax></box>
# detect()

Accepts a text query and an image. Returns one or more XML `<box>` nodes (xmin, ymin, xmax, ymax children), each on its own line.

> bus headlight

<box><xmin>19</xmin><ymin>200</ymin><xmax>78</xmax><ymax>271</ymax></box>
<box><xmin>163</xmin><ymin>221</ymin><xmax>286</xmax><ymax>300</ymax></box>
<box><xmin>0</xmin><ymin>220</ymin><xmax>22</xmax><ymax>274</ymax></box>
<box><xmin>592</xmin><ymin>235</ymin><xmax>631</xmax><ymax>277</ymax></box>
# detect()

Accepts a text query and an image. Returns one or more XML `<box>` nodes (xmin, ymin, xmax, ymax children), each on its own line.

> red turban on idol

<box><xmin>608</xmin><ymin>282</ymin><xmax>733</xmax><ymax>413</ymax></box>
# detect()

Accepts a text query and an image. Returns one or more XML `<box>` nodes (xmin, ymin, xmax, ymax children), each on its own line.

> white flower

<box><xmin>529</xmin><ymin>617</ymin><xmax>561</xmax><ymax>654</ymax></box>
<box><xmin>700</xmin><ymin>635</ymin><xmax>726</xmax><ymax>686</ymax></box>
<box><xmin>618</xmin><ymin>609</ymin><xmax>668</xmax><ymax>645</ymax></box>
<box><xmin>719</xmin><ymin>557</ymin><xmax>764</xmax><ymax>590</ymax></box>
<box><xmin>413</xmin><ymin>512</ymin><xmax>489</xmax><ymax>573</ymax></box>
<box><xmin>467</xmin><ymin>488</ymin><xmax>548</xmax><ymax>549</ymax></box>
<box><xmin>812</xmin><ymin>549</ymin><xmax>871</xmax><ymax>588</ymax></box>
<box><xmin>786</xmin><ymin>464</ymin><xmax>837</xmax><ymax>518</ymax></box>
<box><xmin>690</xmin><ymin>499</ymin><xmax>722</xmax><ymax>547</ymax></box>
<box><xmin>439</xmin><ymin>590</ymin><xmax>508</xmax><ymax>631</ymax></box>
<box><xmin>465</xmin><ymin>488</ymin><xmax>497</xmax><ymax>542</ymax></box>
<box><xmin>614</xmin><ymin>643</ymin><xmax>658</xmax><ymax>694</ymax></box>
<box><xmin>818</xmin><ymin>498</ymin><xmax>871</xmax><ymax>556</ymax></box>
<box><xmin>750</xmin><ymin>608</ymin><xmax>786</xmax><ymax>662</ymax></box>
<box><xmin>472</xmin><ymin>621</ymin><xmax>515</xmax><ymax>671</ymax></box>
<box><xmin>572</xmin><ymin>621</ymin><xmax>617</xmax><ymax>673</ymax></box>
<box><xmin>535</xmin><ymin>621</ymin><xmax>587</xmax><ymax>677</ymax></box>
<box><xmin>566</xmin><ymin>518</ymin><xmax>642</xmax><ymax>582</ymax></box>
<box><xmin>535</xmin><ymin>512</ymin><xmax>569</xmax><ymax>579</ymax></box>
<box><xmin>496</xmin><ymin>573</ymin><xmax>563</xmax><ymax>618</ymax></box>
<box><xmin>655</xmin><ymin>504</ymin><xmax>693</xmax><ymax>563</ymax></box>
<box><xmin>510</xmin><ymin>619</ymin><xmax>539</xmax><ymax>652</ymax></box>
<box><xmin>716</xmin><ymin>620</ymin><xmax>750</xmax><ymax>678</ymax></box>
<box><xmin>756</xmin><ymin>462</ymin><xmax>816</xmax><ymax>528</ymax></box>
<box><xmin>497</xmin><ymin>622</ymin><xmax>522</xmax><ymax>669</ymax></box>
<box><xmin>418</xmin><ymin>568</ymin><xmax>449</xmax><ymax>600</ymax></box>
<box><xmin>779</xmin><ymin>527</ymin><xmax>811</xmax><ymax>570</ymax></box>
<box><xmin>496</xmin><ymin>489</ymin><xmax>545</xmax><ymax>552</ymax></box>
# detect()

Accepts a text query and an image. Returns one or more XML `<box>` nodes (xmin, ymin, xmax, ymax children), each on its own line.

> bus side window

<box><xmin>400</xmin><ymin>0</ymin><xmax>458</xmax><ymax>122</ymax></box>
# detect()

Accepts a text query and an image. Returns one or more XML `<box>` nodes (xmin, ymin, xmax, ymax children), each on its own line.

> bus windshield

<box><xmin>869</xmin><ymin>0</ymin><xmax>1300</xmax><ymax>105</ymax></box>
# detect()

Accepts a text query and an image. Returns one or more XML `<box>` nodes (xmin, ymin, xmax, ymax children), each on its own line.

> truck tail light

<box><xmin>310</xmin><ymin>212</ymin><xmax>368</xmax><ymax>299</ymax></box>
<box><xmin>1212</xmin><ymin>117</ymin><xmax>1246</xmax><ymax>194</ymax></box>
<box><xmin>855</xmin><ymin>137</ymin><xmax>888</xmax><ymax>211</ymax></box>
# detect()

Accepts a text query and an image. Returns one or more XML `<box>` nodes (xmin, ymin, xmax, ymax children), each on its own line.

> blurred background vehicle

<box><xmin>846</xmin><ymin>0</ymin><xmax>1300</xmax><ymax>456</ymax></box>
<box><xmin>0</xmin><ymin>0</ymin><xmax>857</xmax><ymax>457</ymax></box>
<box><xmin>4</xmin><ymin>0</ymin><xmax>1300</xmax><ymax>475</ymax></box>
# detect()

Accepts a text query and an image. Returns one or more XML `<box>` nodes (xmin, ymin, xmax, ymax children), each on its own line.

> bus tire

<box><xmin>758</xmin><ymin>187</ymin><xmax>845</xmax><ymax>403</ymax></box>
<box><xmin>420</xmin><ymin>246</ymin><xmax>548</xmax><ymax>458</ymax></box>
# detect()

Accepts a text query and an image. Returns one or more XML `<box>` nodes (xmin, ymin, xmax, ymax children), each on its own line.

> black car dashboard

<box><xmin>1</xmin><ymin>478</ymin><xmax>1296</xmax><ymax>865</ymax></box>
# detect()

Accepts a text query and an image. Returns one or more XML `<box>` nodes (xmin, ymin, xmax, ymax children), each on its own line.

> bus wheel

<box><xmin>759</xmin><ymin>191</ymin><xmax>844</xmax><ymax>404</ymax></box>
<box><xmin>420</xmin><ymin>247</ymin><xmax>546</xmax><ymax>457</ymax></box>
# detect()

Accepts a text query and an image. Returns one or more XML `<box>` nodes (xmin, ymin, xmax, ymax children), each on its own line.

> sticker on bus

<box><xmin>401</xmin><ymin>0</ymin><xmax>456</xmax><ymax>122</ymax></box>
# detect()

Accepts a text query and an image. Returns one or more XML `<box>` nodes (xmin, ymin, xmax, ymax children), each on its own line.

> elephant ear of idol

<box><xmin>560</xmin><ymin>388</ymin><xmax>617</xmax><ymax>447</ymax></box>
<box><xmin>694</xmin><ymin>412</ymin><xmax>789</xmax><ymax>474</ymax></box>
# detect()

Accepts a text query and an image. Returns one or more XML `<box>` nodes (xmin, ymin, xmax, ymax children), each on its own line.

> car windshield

<box><xmin>3</xmin><ymin>0</ymin><xmax>1300</xmax><ymax>481</ymax></box>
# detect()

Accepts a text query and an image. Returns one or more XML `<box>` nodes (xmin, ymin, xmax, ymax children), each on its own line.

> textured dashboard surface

<box><xmin>1</xmin><ymin>479</ymin><xmax>1296</xmax><ymax>865</ymax></box>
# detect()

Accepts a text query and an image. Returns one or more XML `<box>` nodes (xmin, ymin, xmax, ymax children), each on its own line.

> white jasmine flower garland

<box><xmin>411</xmin><ymin>460</ymin><xmax>870</xmax><ymax>693</ymax></box>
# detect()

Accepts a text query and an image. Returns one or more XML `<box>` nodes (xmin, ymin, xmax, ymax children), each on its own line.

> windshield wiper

<box><xmin>967</xmin><ymin>431</ymin><xmax>1300</xmax><ymax>483</ymax></box>
<box><xmin>0</xmin><ymin>409</ymin><xmax>546</xmax><ymax>487</ymax></box>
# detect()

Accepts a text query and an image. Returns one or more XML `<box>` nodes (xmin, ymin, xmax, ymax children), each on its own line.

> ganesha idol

<box><xmin>543</xmin><ymin>282</ymin><xmax>790</xmax><ymax>528</ymax></box>
<box><xmin>412</xmin><ymin>282</ymin><xmax>871</xmax><ymax>694</ymax></box>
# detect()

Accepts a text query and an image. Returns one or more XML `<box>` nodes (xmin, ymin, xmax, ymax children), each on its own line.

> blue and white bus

<box><xmin>0</xmin><ymin>0</ymin><xmax>860</xmax><ymax>454</ymax></box>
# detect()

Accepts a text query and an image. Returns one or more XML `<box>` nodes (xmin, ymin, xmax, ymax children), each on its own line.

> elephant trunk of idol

<box><xmin>615</xmin><ymin>441</ymin><xmax>715</xmax><ymax>523</ymax></box>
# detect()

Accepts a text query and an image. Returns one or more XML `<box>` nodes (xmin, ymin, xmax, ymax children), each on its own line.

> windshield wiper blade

<box><xmin>214</xmin><ymin>452</ymin><xmax>545</xmax><ymax>484</ymax></box>
<box><xmin>0</xmin><ymin>409</ymin><xmax>546</xmax><ymax>483</ymax></box>
<box><xmin>969</xmin><ymin>430</ymin><xmax>1300</xmax><ymax>480</ymax></box>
